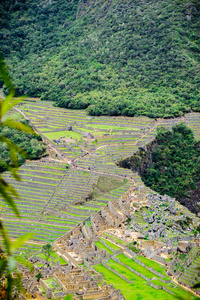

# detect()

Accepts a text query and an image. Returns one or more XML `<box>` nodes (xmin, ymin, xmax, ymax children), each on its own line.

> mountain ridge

<box><xmin>0</xmin><ymin>0</ymin><xmax>200</xmax><ymax>118</ymax></box>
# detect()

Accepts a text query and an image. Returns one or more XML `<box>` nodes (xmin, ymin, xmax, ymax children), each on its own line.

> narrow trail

<box><xmin>172</xmin><ymin>278</ymin><xmax>200</xmax><ymax>298</ymax></box>
<box><xmin>0</xmin><ymin>237</ymin><xmax>45</xmax><ymax>246</ymax></box>
<box><xmin>14</xmin><ymin>106</ymin><xmax>143</xmax><ymax>186</ymax></box>
<box><xmin>88</xmin><ymin>119</ymin><xmax>163</xmax><ymax>152</ymax></box>
<box><xmin>133</xmin><ymin>119</ymin><xmax>163</xmax><ymax>146</ymax></box>
<box><xmin>71</xmin><ymin>165</ymin><xmax>136</xmax><ymax>183</ymax></box>
<box><xmin>14</xmin><ymin>107</ymin><xmax>29</xmax><ymax>120</ymax></box>
<box><xmin>14</xmin><ymin>107</ymin><xmax>70</xmax><ymax>163</ymax></box>
<box><xmin>38</xmin><ymin>172</ymin><xmax>68</xmax><ymax>218</ymax></box>
<box><xmin>2</xmin><ymin>217</ymin><xmax>70</xmax><ymax>228</ymax></box>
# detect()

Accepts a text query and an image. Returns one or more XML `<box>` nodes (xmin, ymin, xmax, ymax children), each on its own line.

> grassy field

<box><xmin>96</xmin><ymin>176</ymin><xmax>127</xmax><ymax>193</ymax></box>
<box><xmin>102</xmin><ymin>233</ymin><xmax>125</xmax><ymax>245</ymax></box>
<box><xmin>94</xmin><ymin>259</ymin><xmax>197</xmax><ymax>300</ymax></box>
<box><xmin>94</xmin><ymin>264</ymin><xmax>182</xmax><ymax>300</ymax></box>
<box><xmin>95</xmin><ymin>241</ymin><xmax>114</xmax><ymax>254</ymax></box>
<box><xmin>100</xmin><ymin>238</ymin><xmax>121</xmax><ymax>251</ymax></box>
<box><xmin>45</xmin><ymin>131</ymin><xmax>82</xmax><ymax>141</ymax></box>
<box><xmin>136</xmin><ymin>255</ymin><xmax>167</xmax><ymax>276</ymax></box>
<box><xmin>82</xmin><ymin>124</ymin><xmax>140</xmax><ymax>131</ymax></box>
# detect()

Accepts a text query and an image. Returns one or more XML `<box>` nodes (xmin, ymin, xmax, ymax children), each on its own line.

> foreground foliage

<box><xmin>0</xmin><ymin>120</ymin><xmax>47</xmax><ymax>172</ymax></box>
<box><xmin>0</xmin><ymin>54</ymin><xmax>35</xmax><ymax>299</ymax></box>
<box><xmin>119</xmin><ymin>124</ymin><xmax>200</xmax><ymax>213</ymax></box>
<box><xmin>0</xmin><ymin>0</ymin><xmax>200</xmax><ymax>118</ymax></box>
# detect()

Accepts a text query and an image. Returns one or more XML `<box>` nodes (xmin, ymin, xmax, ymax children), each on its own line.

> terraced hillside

<box><xmin>1</xmin><ymin>100</ymin><xmax>200</xmax><ymax>245</ymax></box>
<box><xmin>18</xmin><ymin>100</ymin><xmax>157</xmax><ymax>161</ymax></box>
<box><xmin>1</xmin><ymin>100</ymin><xmax>199</xmax><ymax>242</ymax></box>
<box><xmin>0</xmin><ymin>160</ymin><xmax>132</xmax><ymax>242</ymax></box>
<box><xmin>180</xmin><ymin>256</ymin><xmax>200</xmax><ymax>289</ymax></box>
<box><xmin>18</xmin><ymin>101</ymin><xmax>200</xmax><ymax>159</ymax></box>
<box><xmin>93</xmin><ymin>254</ymin><xmax>196</xmax><ymax>300</ymax></box>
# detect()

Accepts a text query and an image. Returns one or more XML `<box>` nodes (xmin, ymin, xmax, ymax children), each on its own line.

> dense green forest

<box><xmin>119</xmin><ymin>124</ymin><xmax>200</xmax><ymax>213</ymax></box>
<box><xmin>0</xmin><ymin>120</ymin><xmax>47</xmax><ymax>172</ymax></box>
<box><xmin>0</xmin><ymin>0</ymin><xmax>200</xmax><ymax>118</ymax></box>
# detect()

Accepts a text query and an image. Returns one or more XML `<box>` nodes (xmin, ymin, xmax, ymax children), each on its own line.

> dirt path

<box><xmin>14</xmin><ymin>107</ymin><xmax>71</xmax><ymax>163</ymax></box>
<box><xmin>71</xmin><ymin>165</ymin><xmax>135</xmax><ymax>183</ymax></box>
<box><xmin>133</xmin><ymin>119</ymin><xmax>163</xmax><ymax>146</ymax></box>
<box><xmin>14</xmin><ymin>106</ymin><xmax>29</xmax><ymax>120</ymax></box>
<box><xmin>2</xmin><ymin>216</ymin><xmax>70</xmax><ymax>228</ymax></box>
<box><xmin>89</xmin><ymin>119</ymin><xmax>163</xmax><ymax>153</ymax></box>
<box><xmin>172</xmin><ymin>277</ymin><xmax>200</xmax><ymax>298</ymax></box>
<box><xmin>0</xmin><ymin>237</ymin><xmax>45</xmax><ymax>246</ymax></box>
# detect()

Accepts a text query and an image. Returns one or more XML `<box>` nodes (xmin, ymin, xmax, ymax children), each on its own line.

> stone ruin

<box><xmin>16</xmin><ymin>185</ymin><xmax>200</xmax><ymax>299</ymax></box>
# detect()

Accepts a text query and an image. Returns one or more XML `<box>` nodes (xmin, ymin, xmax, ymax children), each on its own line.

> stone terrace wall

<box><xmin>101</xmin><ymin>262</ymin><xmax>133</xmax><ymax>284</ymax></box>
<box><xmin>133</xmin><ymin>257</ymin><xmax>168</xmax><ymax>280</ymax></box>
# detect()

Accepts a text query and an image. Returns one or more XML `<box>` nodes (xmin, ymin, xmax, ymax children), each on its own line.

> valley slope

<box><xmin>1</xmin><ymin>100</ymin><xmax>200</xmax><ymax>299</ymax></box>
<box><xmin>0</xmin><ymin>0</ymin><xmax>200</xmax><ymax>118</ymax></box>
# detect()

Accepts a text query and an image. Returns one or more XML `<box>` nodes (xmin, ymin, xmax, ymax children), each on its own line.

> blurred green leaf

<box><xmin>0</xmin><ymin>135</ymin><xmax>29</xmax><ymax>167</ymax></box>
<box><xmin>11</xmin><ymin>233</ymin><xmax>33</xmax><ymax>252</ymax></box>
<box><xmin>0</xmin><ymin>53</ymin><xmax>14</xmax><ymax>93</ymax></box>
<box><xmin>0</xmin><ymin>257</ymin><xmax>7</xmax><ymax>276</ymax></box>
<box><xmin>0</xmin><ymin>91</ymin><xmax>15</xmax><ymax>119</ymax></box>
<box><xmin>0</xmin><ymin>182</ymin><xmax>19</xmax><ymax>217</ymax></box>
<box><xmin>7</xmin><ymin>256</ymin><xmax>17</xmax><ymax>272</ymax></box>
<box><xmin>1</xmin><ymin>96</ymin><xmax>25</xmax><ymax>118</ymax></box>
<box><xmin>2</xmin><ymin>119</ymin><xmax>36</xmax><ymax>136</ymax></box>
<box><xmin>0</xmin><ymin>221</ymin><xmax>11</xmax><ymax>255</ymax></box>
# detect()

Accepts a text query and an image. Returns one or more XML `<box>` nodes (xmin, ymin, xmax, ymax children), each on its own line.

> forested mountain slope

<box><xmin>119</xmin><ymin>123</ymin><xmax>200</xmax><ymax>214</ymax></box>
<box><xmin>1</xmin><ymin>0</ymin><xmax>200</xmax><ymax>118</ymax></box>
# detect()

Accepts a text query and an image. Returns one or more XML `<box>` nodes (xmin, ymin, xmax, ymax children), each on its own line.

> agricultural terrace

<box><xmin>18</xmin><ymin>100</ymin><xmax>157</xmax><ymax>161</ymax></box>
<box><xmin>93</xmin><ymin>253</ymin><xmax>197</xmax><ymax>300</ymax></box>
<box><xmin>0</xmin><ymin>160</ymin><xmax>132</xmax><ymax>242</ymax></box>
<box><xmin>18</xmin><ymin>101</ymin><xmax>200</xmax><ymax>162</ymax></box>
<box><xmin>180</xmin><ymin>256</ymin><xmax>200</xmax><ymax>289</ymax></box>
<box><xmin>0</xmin><ymin>100</ymin><xmax>198</xmax><ymax>299</ymax></box>
<box><xmin>1</xmin><ymin>100</ymin><xmax>199</xmax><ymax>244</ymax></box>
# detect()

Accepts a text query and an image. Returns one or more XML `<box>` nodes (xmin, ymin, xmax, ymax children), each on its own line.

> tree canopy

<box><xmin>119</xmin><ymin>124</ymin><xmax>200</xmax><ymax>213</ymax></box>
<box><xmin>0</xmin><ymin>0</ymin><xmax>200</xmax><ymax>118</ymax></box>
<box><xmin>0</xmin><ymin>120</ymin><xmax>47</xmax><ymax>172</ymax></box>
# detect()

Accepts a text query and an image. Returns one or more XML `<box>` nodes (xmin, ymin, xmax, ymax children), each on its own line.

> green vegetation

<box><xmin>63</xmin><ymin>295</ymin><xmax>73</xmax><ymax>300</ymax></box>
<box><xmin>136</xmin><ymin>256</ymin><xmax>167</xmax><ymax>276</ymax></box>
<box><xmin>81</xmin><ymin>124</ymin><xmax>139</xmax><ymax>131</ymax></box>
<box><xmin>45</xmin><ymin>130</ymin><xmax>82</xmax><ymax>141</ymax></box>
<box><xmin>0</xmin><ymin>119</ymin><xmax>47</xmax><ymax>172</ymax></box>
<box><xmin>1</xmin><ymin>0</ymin><xmax>200</xmax><ymax>118</ymax></box>
<box><xmin>16</xmin><ymin>256</ymin><xmax>34</xmax><ymax>272</ymax></box>
<box><xmin>97</xmin><ymin>176</ymin><xmax>127</xmax><ymax>193</ymax></box>
<box><xmin>100</xmin><ymin>238</ymin><xmax>121</xmax><ymax>251</ymax></box>
<box><xmin>0</xmin><ymin>54</ymin><xmax>35</xmax><ymax>300</ymax></box>
<box><xmin>117</xmin><ymin>254</ymin><xmax>164</xmax><ymax>279</ymax></box>
<box><xmin>120</xmin><ymin>124</ymin><xmax>200</xmax><ymax>213</ymax></box>
<box><xmin>95</xmin><ymin>241</ymin><xmax>114</xmax><ymax>255</ymax></box>
<box><xmin>103</xmin><ymin>233</ymin><xmax>124</xmax><ymax>245</ymax></box>
<box><xmin>42</xmin><ymin>243</ymin><xmax>53</xmax><ymax>264</ymax></box>
<box><xmin>128</xmin><ymin>243</ymin><xmax>140</xmax><ymax>254</ymax></box>
<box><xmin>93</xmin><ymin>263</ymin><xmax>194</xmax><ymax>300</ymax></box>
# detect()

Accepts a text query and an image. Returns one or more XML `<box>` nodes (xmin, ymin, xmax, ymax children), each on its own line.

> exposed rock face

<box><xmin>130</xmin><ymin>193</ymin><xmax>198</xmax><ymax>243</ymax></box>
<box><xmin>181</xmin><ymin>182</ymin><xmax>200</xmax><ymax>215</ymax></box>
<box><xmin>177</xmin><ymin>241</ymin><xmax>191</xmax><ymax>253</ymax></box>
